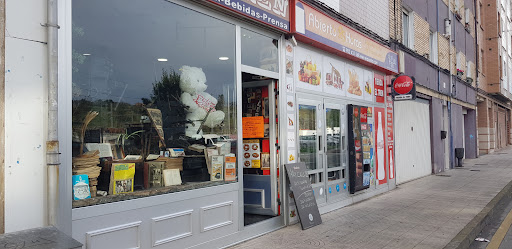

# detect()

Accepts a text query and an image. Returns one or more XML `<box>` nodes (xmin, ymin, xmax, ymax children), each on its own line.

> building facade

<box><xmin>0</xmin><ymin>0</ymin><xmax>4</xmax><ymax>235</ymax></box>
<box><xmin>389</xmin><ymin>0</ymin><xmax>478</xmax><ymax>182</ymax></box>
<box><xmin>1</xmin><ymin>0</ymin><xmax>401</xmax><ymax>248</ymax></box>
<box><xmin>476</xmin><ymin>0</ymin><xmax>512</xmax><ymax>155</ymax></box>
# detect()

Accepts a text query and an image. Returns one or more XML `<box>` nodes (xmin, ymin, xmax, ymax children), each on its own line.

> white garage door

<box><xmin>394</xmin><ymin>99</ymin><xmax>432</xmax><ymax>184</ymax></box>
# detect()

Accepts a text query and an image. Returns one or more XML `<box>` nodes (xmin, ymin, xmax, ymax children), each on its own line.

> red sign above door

<box><xmin>393</xmin><ymin>75</ymin><xmax>413</xmax><ymax>94</ymax></box>
<box><xmin>392</xmin><ymin>75</ymin><xmax>416</xmax><ymax>101</ymax></box>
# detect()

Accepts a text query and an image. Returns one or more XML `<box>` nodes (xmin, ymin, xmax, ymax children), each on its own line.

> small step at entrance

<box><xmin>0</xmin><ymin>226</ymin><xmax>82</xmax><ymax>249</ymax></box>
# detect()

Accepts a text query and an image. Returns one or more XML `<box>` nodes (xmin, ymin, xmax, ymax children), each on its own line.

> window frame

<box><xmin>402</xmin><ymin>9</ymin><xmax>414</xmax><ymax>49</ymax></box>
<box><xmin>429</xmin><ymin>31</ymin><xmax>438</xmax><ymax>65</ymax></box>
<box><xmin>59</xmin><ymin>0</ymin><xmax>284</xmax><ymax>232</ymax></box>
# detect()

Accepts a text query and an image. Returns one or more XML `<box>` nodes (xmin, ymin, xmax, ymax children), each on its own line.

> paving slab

<box><xmin>229</xmin><ymin>147</ymin><xmax>512</xmax><ymax>249</ymax></box>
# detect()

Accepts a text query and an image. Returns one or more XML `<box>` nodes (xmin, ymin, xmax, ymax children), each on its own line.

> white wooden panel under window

<box><xmin>394</xmin><ymin>99</ymin><xmax>432</xmax><ymax>184</ymax></box>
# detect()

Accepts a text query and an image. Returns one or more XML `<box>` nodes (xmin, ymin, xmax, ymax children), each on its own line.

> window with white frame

<box><xmin>402</xmin><ymin>9</ymin><xmax>414</xmax><ymax>48</ymax></box>
<box><xmin>429</xmin><ymin>31</ymin><xmax>438</xmax><ymax>64</ymax></box>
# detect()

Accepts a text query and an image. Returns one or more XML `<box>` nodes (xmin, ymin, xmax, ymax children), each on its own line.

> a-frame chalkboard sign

<box><xmin>285</xmin><ymin>162</ymin><xmax>322</xmax><ymax>230</ymax></box>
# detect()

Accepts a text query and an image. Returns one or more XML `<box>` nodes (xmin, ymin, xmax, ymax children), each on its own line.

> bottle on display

<box><xmin>390</xmin><ymin>151</ymin><xmax>394</xmax><ymax>179</ymax></box>
<box><xmin>377</xmin><ymin>112</ymin><xmax>385</xmax><ymax>180</ymax></box>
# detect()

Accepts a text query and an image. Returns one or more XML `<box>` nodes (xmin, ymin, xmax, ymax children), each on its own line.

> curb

<box><xmin>444</xmin><ymin>178</ymin><xmax>512</xmax><ymax>249</ymax></box>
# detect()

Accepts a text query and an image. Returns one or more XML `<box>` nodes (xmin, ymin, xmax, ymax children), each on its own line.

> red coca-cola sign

<box><xmin>393</xmin><ymin>75</ymin><xmax>414</xmax><ymax>94</ymax></box>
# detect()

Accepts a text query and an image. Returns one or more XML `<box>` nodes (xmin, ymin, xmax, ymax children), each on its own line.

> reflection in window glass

<box><xmin>328</xmin><ymin>171</ymin><xmax>340</xmax><ymax>181</ymax></box>
<box><xmin>326</xmin><ymin>108</ymin><xmax>341</xmax><ymax>168</ymax></box>
<box><xmin>72</xmin><ymin>0</ymin><xmax>237</xmax><ymax>206</ymax></box>
<box><xmin>299</xmin><ymin>105</ymin><xmax>317</xmax><ymax>170</ymax></box>
<box><xmin>241</xmin><ymin>28</ymin><xmax>279</xmax><ymax>72</ymax></box>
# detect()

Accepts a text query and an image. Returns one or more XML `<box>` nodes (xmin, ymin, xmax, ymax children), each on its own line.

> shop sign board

<box><xmin>392</xmin><ymin>75</ymin><xmax>416</xmax><ymax>101</ymax></box>
<box><xmin>207</xmin><ymin>0</ymin><xmax>290</xmax><ymax>31</ymax></box>
<box><xmin>285</xmin><ymin>162</ymin><xmax>322</xmax><ymax>230</ymax></box>
<box><xmin>292</xmin><ymin>1</ymin><xmax>398</xmax><ymax>74</ymax></box>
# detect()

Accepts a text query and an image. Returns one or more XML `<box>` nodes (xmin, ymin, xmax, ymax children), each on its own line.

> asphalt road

<box><xmin>470</xmin><ymin>189</ymin><xmax>512</xmax><ymax>249</ymax></box>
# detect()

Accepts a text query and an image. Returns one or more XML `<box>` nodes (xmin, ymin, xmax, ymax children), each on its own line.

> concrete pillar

<box><xmin>477</xmin><ymin>98</ymin><xmax>491</xmax><ymax>154</ymax></box>
<box><xmin>0</xmin><ymin>0</ymin><xmax>5</xmax><ymax>234</ymax></box>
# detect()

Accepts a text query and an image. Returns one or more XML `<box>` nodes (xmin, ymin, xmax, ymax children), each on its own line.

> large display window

<box><xmin>71</xmin><ymin>0</ymin><xmax>238</xmax><ymax>207</ymax></box>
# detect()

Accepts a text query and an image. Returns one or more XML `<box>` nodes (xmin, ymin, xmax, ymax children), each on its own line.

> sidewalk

<box><xmin>229</xmin><ymin>147</ymin><xmax>512</xmax><ymax>249</ymax></box>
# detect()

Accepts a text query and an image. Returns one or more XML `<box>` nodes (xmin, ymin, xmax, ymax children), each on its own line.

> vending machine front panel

<box><xmin>347</xmin><ymin>105</ymin><xmax>371</xmax><ymax>194</ymax></box>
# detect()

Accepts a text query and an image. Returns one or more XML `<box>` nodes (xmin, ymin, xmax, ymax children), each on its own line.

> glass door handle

<box><xmin>318</xmin><ymin>135</ymin><xmax>322</xmax><ymax>151</ymax></box>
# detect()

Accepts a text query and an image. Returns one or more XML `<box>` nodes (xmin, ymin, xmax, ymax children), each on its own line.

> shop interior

<box><xmin>241</xmin><ymin>72</ymin><xmax>281</xmax><ymax>226</ymax></box>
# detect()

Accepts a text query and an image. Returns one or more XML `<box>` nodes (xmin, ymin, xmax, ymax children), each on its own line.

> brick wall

<box><xmin>481</xmin><ymin>0</ymin><xmax>500</xmax><ymax>92</ymax></box>
<box><xmin>339</xmin><ymin>0</ymin><xmax>390</xmax><ymax>39</ymax></box>
<box><xmin>389</xmin><ymin>0</ymin><xmax>402</xmax><ymax>41</ymax></box>
<box><xmin>439</xmin><ymin>33</ymin><xmax>450</xmax><ymax>70</ymax></box>
<box><xmin>414</xmin><ymin>13</ymin><xmax>430</xmax><ymax>56</ymax></box>
<box><xmin>459</xmin><ymin>52</ymin><xmax>467</xmax><ymax>80</ymax></box>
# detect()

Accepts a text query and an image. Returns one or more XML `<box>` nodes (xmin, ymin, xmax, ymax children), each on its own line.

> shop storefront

<box><xmin>60</xmin><ymin>1</ymin><xmax>398</xmax><ymax>248</ymax></box>
<box><xmin>63</xmin><ymin>0</ymin><xmax>290</xmax><ymax>248</ymax></box>
<box><xmin>282</xmin><ymin>1</ymin><xmax>399</xmax><ymax>222</ymax></box>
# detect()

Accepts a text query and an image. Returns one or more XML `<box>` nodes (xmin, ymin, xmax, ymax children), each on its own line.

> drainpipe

<box><xmin>437</xmin><ymin>0</ymin><xmax>440</xmax><ymax>92</ymax></box>
<box><xmin>46</xmin><ymin>0</ymin><xmax>59</xmax><ymax>226</ymax></box>
<box><xmin>474</xmin><ymin>0</ymin><xmax>478</xmax><ymax>87</ymax></box>
<box><xmin>474</xmin><ymin>0</ymin><xmax>479</xmax><ymax>157</ymax></box>
<box><xmin>448</xmin><ymin>0</ymin><xmax>454</xmax><ymax>169</ymax></box>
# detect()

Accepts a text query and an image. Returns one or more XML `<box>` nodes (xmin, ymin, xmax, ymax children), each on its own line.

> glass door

<box><xmin>297</xmin><ymin>95</ymin><xmax>349</xmax><ymax>206</ymax></box>
<box><xmin>297</xmin><ymin>96</ymin><xmax>326</xmax><ymax>205</ymax></box>
<box><xmin>324</xmin><ymin>101</ymin><xmax>348</xmax><ymax>203</ymax></box>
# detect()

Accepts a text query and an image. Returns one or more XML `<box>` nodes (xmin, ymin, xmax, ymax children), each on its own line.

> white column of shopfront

<box><xmin>57</xmin><ymin>0</ymin><xmax>72</xmax><ymax>234</ymax></box>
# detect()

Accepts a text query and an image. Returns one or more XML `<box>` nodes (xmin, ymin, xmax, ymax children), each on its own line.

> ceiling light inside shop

<box><xmin>219</xmin><ymin>57</ymin><xmax>229</xmax><ymax>61</ymax></box>
<box><xmin>157</xmin><ymin>58</ymin><xmax>168</xmax><ymax>62</ymax></box>
<box><xmin>83</xmin><ymin>53</ymin><xmax>91</xmax><ymax>56</ymax></box>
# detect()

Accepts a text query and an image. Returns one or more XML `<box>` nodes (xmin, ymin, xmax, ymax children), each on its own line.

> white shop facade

<box><xmin>57</xmin><ymin>1</ymin><xmax>399</xmax><ymax>248</ymax></box>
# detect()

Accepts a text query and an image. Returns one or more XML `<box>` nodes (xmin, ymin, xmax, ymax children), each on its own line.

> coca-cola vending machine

<box><xmin>347</xmin><ymin>104</ymin><xmax>371</xmax><ymax>194</ymax></box>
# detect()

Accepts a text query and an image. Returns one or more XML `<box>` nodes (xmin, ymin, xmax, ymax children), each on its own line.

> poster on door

<box><xmin>295</xmin><ymin>46</ymin><xmax>323</xmax><ymax>92</ymax></box>
<box><xmin>374</xmin><ymin>107</ymin><xmax>386</xmax><ymax>184</ymax></box>
<box><xmin>323</xmin><ymin>55</ymin><xmax>345</xmax><ymax>96</ymax></box>
<box><xmin>345</xmin><ymin>63</ymin><xmax>364</xmax><ymax>100</ymax></box>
